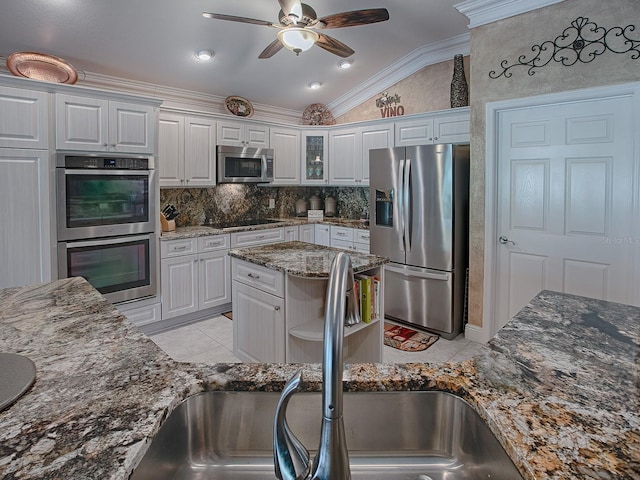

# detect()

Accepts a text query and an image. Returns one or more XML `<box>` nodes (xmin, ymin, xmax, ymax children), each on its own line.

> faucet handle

<box><xmin>274</xmin><ymin>370</ymin><xmax>310</xmax><ymax>480</ymax></box>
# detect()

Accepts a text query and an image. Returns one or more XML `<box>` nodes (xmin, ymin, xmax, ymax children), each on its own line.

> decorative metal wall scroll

<box><xmin>489</xmin><ymin>16</ymin><xmax>640</xmax><ymax>79</ymax></box>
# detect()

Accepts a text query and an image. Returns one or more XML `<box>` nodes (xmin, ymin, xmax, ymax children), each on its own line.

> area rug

<box><xmin>222</xmin><ymin>311</ymin><xmax>232</xmax><ymax>320</ymax></box>
<box><xmin>383</xmin><ymin>322</ymin><xmax>438</xmax><ymax>352</ymax></box>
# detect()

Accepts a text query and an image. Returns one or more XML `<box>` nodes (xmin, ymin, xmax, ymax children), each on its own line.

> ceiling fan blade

<box><xmin>317</xmin><ymin>8</ymin><xmax>389</xmax><ymax>29</ymax></box>
<box><xmin>259</xmin><ymin>38</ymin><xmax>285</xmax><ymax>59</ymax></box>
<box><xmin>202</xmin><ymin>12</ymin><xmax>278</xmax><ymax>28</ymax></box>
<box><xmin>315</xmin><ymin>33</ymin><xmax>355</xmax><ymax>58</ymax></box>
<box><xmin>278</xmin><ymin>0</ymin><xmax>303</xmax><ymax>22</ymax></box>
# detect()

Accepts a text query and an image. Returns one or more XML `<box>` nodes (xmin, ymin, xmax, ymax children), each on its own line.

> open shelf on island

<box><xmin>289</xmin><ymin>317</ymin><xmax>380</xmax><ymax>342</ymax></box>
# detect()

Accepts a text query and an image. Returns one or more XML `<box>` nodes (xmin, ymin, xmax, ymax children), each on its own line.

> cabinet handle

<box><xmin>103</xmin><ymin>143</ymin><xmax>108</xmax><ymax>147</ymax></box>
<box><xmin>337</xmin><ymin>232</ymin><xmax>347</xmax><ymax>236</ymax></box>
<box><xmin>206</xmin><ymin>241</ymin><xmax>222</xmax><ymax>247</ymax></box>
<box><xmin>247</xmin><ymin>272</ymin><xmax>260</xmax><ymax>279</ymax></box>
<box><xmin>274</xmin><ymin>306</ymin><xmax>280</xmax><ymax>311</ymax></box>
<box><xmin>434</xmin><ymin>136</ymin><xmax>438</xmax><ymax>141</ymax></box>
<box><xmin>174</xmin><ymin>245</ymin><xmax>187</xmax><ymax>251</ymax></box>
<box><xmin>257</xmin><ymin>235</ymin><xmax>265</xmax><ymax>239</ymax></box>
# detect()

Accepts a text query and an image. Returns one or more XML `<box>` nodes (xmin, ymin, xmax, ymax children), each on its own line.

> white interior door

<box><xmin>495</xmin><ymin>95</ymin><xmax>637</xmax><ymax>329</ymax></box>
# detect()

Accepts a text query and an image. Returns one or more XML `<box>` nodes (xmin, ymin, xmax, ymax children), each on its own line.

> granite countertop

<box><xmin>0</xmin><ymin>279</ymin><xmax>638</xmax><ymax>479</ymax></box>
<box><xmin>229</xmin><ymin>241</ymin><xmax>388</xmax><ymax>277</ymax></box>
<box><xmin>160</xmin><ymin>217</ymin><xmax>369</xmax><ymax>241</ymax></box>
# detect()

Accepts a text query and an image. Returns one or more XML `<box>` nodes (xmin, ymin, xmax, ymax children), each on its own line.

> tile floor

<box><xmin>150</xmin><ymin>315</ymin><xmax>485</xmax><ymax>364</ymax></box>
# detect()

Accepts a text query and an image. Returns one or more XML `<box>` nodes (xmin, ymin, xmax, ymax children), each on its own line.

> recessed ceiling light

<box><xmin>308</xmin><ymin>81</ymin><xmax>322</xmax><ymax>89</ymax></box>
<box><xmin>195</xmin><ymin>49</ymin><xmax>214</xmax><ymax>60</ymax></box>
<box><xmin>338</xmin><ymin>59</ymin><xmax>352</xmax><ymax>69</ymax></box>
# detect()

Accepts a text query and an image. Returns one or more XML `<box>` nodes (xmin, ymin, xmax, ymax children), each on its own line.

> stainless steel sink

<box><xmin>131</xmin><ymin>390</ymin><xmax>523</xmax><ymax>480</ymax></box>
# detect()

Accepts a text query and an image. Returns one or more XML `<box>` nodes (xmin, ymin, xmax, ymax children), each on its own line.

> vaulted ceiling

<box><xmin>0</xmin><ymin>0</ymin><xmax>471</xmax><ymax>113</ymax></box>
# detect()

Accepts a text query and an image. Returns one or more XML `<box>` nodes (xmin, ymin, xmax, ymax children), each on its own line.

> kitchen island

<box><xmin>228</xmin><ymin>241</ymin><xmax>388</xmax><ymax>363</ymax></box>
<box><xmin>0</xmin><ymin>278</ymin><xmax>637</xmax><ymax>479</ymax></box>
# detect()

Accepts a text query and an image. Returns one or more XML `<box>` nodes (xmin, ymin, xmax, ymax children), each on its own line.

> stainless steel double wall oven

<box><xmin>56</xmin><ymin>152</ymin><xmax>157</xmax><ymax>303</ymax></box>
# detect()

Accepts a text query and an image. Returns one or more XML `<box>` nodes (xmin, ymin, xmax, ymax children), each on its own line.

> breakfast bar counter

<box><xmin>0</xmin><ymin>278</ymin><xmax>638</xmax><ymax>479</ymax></box>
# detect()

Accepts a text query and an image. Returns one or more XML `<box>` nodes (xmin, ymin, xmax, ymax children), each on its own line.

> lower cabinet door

<box><xmin>161</xmin><ymin>255</ymin><xmax>199</xmax><ymax>319</ymax></box>
<box><xmin>199</xmin><ymin>250</ymin><xmax>231</xmax><ymax>309</ymax></box>
<box><xmin>233</xmin><ymin>282</ymin><xmax>285</xmax><ymax>363</ymax></box>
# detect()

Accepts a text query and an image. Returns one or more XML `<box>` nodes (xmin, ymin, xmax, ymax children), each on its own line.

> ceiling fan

<box><xmin>203</xmin><ymin>0</ymin><xmax>389</xmax><ymax>58</ymax></box>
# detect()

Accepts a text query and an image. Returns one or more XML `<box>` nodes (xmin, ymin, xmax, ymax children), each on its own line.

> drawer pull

<box><xmin>247</xmin><ymin>272</ymin><xmax>261</xmax><ymax>279</ymax></box>
<box><xmin>337</xmin><ymin>232</ymin><xmax>347</xmax><ymax>236</ymax></box>
<box><xmin>206</xmin><ymin>241</ymin><xmax>222</xmax><ymax>247</ymax></box>
<box><xmin>257</xmin><ymin>235</ymin><xmax>265</xmax><ymax>239</ymax></box>
<box><xmin>174</xmin><ymin>245</ymin><xmax>187</xmax><ymax>251</ymax></box>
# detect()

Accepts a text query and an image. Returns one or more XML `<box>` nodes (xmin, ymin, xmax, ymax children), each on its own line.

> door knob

<box><xmin>498</xmin><ymin>235</ymin><xmax>516</xmax><ymax>246</ymax></box>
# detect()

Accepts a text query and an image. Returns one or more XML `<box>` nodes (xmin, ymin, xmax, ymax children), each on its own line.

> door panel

<box><xmin>496</xmin><ymin>96</ymin><xmax>636</xmax><ymax>329</ymax></box>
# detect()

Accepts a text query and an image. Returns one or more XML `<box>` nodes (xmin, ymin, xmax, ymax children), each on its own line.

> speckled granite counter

<box><xmin>160</xmin><ymin>218</ymin><xmax>369</xmax><ymax>241</ymax></box>
<box><xmin>0</xmin><ymin>279</ymin><xmax>638</xmax><ymax>479</ymax></box>
<box><xmin>229</xmin><ymin>241</ymin><xmax>387</xmax><ymax>277</ymax></box>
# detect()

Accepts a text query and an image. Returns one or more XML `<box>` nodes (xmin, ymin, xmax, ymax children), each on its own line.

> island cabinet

<box><xmin>230</xmin><ymin>241</ymin><xmax>387</xmax><ymax>364</ymax></box>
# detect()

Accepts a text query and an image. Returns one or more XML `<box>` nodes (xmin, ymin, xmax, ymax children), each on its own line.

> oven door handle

<box><xmin>62</xmin><ymin>169</ymin><xmax>152</xmax><ymax>176</ymax></box>
<box><xmin>61</xmin><ymin>233</ymin><xmax>155</xmax><ymax>248</ymax></box>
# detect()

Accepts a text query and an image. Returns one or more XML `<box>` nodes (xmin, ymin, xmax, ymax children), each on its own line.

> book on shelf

<box><xmin>355</xmin><ymin>274</ymin><xmax>379</xmax><ymax>324</ymax></box>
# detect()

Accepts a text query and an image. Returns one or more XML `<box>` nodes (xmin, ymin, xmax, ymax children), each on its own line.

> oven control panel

<box><xmin>59</xmin><ymin>155</ymin><xmax>150</xmax><ymax>170</ymax></box>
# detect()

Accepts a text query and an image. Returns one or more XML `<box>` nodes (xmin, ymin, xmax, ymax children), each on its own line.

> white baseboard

<box><xmin>464</xmin><ymin>323</ymin><xmax>492</xmax><ymax>344</ymax></box>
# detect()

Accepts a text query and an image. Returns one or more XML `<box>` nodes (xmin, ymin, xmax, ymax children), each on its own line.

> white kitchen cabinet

<box><xmin>329</xmin><ymin>124</ymin><xmax>392</xmax><ymax>185</ymax></box>
<box><xmin>395</xmin><ymin>109</ymin><xmax>470</xmax><ymax>146</ymax></box>
<box><xmin>0</xmin><ymin>149</ymin><xmax>52</xmax><ymax>289</ymax></box>
<box><xmin>328</xmin><ymin>128</ymin><xmax>360</xmax><ymax>185</ymax></box>
<box><xmin>230</xmin><ymin>227</ymin><xmax>285</xmax><ymax>248</ymax></box>
<box><xmin>158</xmin><ymin>112</ymin><xmax>216</xmax><ymax>187</ymax></box>
<box><xmin>354</xmin><ymin>229</ymin><xmax>371</xmax><ymax>254</ymax></box>
<box><xmin>0</xmin><ymin>86</ymin><xmax>49</xmax><ymax>149</ymax></box>
<box><xmin>55</xmin><ymin>93</ymin><xmax>155</xmax><ymax>153</ymax></box>
<box><xmin>284</xmin><ymin>226</ymin><xmax>299</xmax><ymax>242</ymax></box>
<box><xmin>160</xmin><ymin>235</ymin><xmax>231</xmax><ymax>320</ymax></box>
<box><xmin>270</xmin><ymin>127</ymin><xmax>301</xmax><ymax>185</ymax></box>
<box><xmin>301</xmin><ymin>130</ymin><xmax>329</xmax><ymax>185</ymax></box>
<box><xmin>217</xmin><ymin>119</ymin><xmax>269</xmax><ymax>148</ymax></box>
<box><xmin>314</xmin><ymin>224</ymin><xmax>330</xmax><ymax>246</ymax></box>
<box><xmin>233</xmin><ymin>281</ymin><xmax>285</xmax><ymax>363</ymax></box>
<box><xmin>299</xmin><ymin>224</ymin><xmax>315</xmax><ymax>243</ymax></box>
<box><xmin>329</xmin><ymin>226</ymin><xmax>370</xmax><ymax>253</ymax></box>
<box><xmin>116</xmin><ymin>299</ymin><xmax>162</xmax><ymax>329</ymax></box>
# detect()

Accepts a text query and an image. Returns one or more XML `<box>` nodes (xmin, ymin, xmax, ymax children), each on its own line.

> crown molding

<box><xmin>454</xmin><ymin>0</ymin><xmax>566</xmax><ymax>28</ymax></box>
<box><xmin>327</xmin><ymin>32</ymin><xmax>470</xmax><ymax>119</ymax></box>
<box><xmin>79</xmin><ymin>71</ymin><xmax>303</xmax><ymax>125</ymax></box>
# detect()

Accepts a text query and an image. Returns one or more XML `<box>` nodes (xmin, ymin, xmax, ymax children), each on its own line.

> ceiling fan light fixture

<box><xmin>195</xmin><ymin>49</ymin><xmax>214</xmax><ymax>60</ymax></box>
<box><xmin>338</xmin><ymin>59</ymin><xmax>352</xmax><ymax>69</ymax></box>
<box><xmin>277</xmin><ymin>27</ymin><xmax>319</xmax><ymax>55</ymax></box>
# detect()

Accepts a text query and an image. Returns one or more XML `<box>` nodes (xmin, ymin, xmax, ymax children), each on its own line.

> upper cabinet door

<box><xmin>56</xmin><ymin>94</ymin><xmax>109</xmax><ymax>151</ymax></box>
<box><xmin>360</xmin><ymin>124</ymin><xmax>393</xmax><ymax>184</ymax></box>
<box><xmin>270</xmin><ymin>127</ymin><xmax>300</xmax><ymax>185</ymax></box>
<box><xmin>55</xmin><ymin>93</ymin><xmax>155</xmax><ymax>153</ymax></box>
<box><xmin>329</xmin><ymin>128</ymin><xmax>361</xmax><ymax>185</ymax></box>
<box><xmin>217</xmin><ymin>120</ymin><xmax>269</xmax><ymax>148</ymax></box>
<box><xmin>0</xmin><ymin>86</ymin><xmax>49</xmax><ymax>149</ymax></box>
<box><xmin>158</xmin><ymin>112</ymin><xmax>185</xmax><ymax>187</ymax></box>
<box><xmin>108</xmin><ymin>101</ymin><xmax>155</xmax><ymax>153</ymax></box>
<box><xmin>301</xmin><ymin>130</ymin><xmax>328</xmax><ymax>185</ymax></box>
<box><xmin>184</xmin><ymin>116</ymin><xmax>216</xmax><ymax>186</ymax></box>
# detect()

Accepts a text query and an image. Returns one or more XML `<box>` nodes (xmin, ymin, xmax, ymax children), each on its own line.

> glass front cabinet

<box><xmin>301</xmin><ymin>130</ymin><xmax>328</xmax><ymax>185</ymax></box>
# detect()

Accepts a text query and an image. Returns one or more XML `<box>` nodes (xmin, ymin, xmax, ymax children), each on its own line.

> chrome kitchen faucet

<box><xmin>274</xmin><ymin>252</ymin><xmax>359</xmax><ymax>480</ymax></box>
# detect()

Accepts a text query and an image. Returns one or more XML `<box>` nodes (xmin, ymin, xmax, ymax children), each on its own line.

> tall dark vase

<box><xmin>450</xmin><ymin>54</ymin><xmax>468</xmax><ymax>108</ymax></box>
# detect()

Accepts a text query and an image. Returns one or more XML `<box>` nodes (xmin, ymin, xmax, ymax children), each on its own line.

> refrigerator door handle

<box><xmin>398</xmin><ymin>159</ymin><xmax>406</xmax><ymax>252</ymax></box>
<box><xmin>385</xmin><ymin>264</ymin><xmax>450</xmax><ymax>281</ymax></box>
<box><xmin>403</xmin><ymin>157</ymin><xmax>411</xmax><ymax>252</ymax></box>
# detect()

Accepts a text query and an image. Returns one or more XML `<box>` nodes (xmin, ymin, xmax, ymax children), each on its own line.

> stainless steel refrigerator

<box><xmin>369</xmin><ymin>144</ymin><xmax>469</xmax><ymax>339</ymax></box>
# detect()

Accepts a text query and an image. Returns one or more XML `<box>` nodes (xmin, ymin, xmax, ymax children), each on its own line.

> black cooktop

<box><xmin>205</xmin><ymin>219</ymin><xmax>281</xmax><ymax>229</ymax></box>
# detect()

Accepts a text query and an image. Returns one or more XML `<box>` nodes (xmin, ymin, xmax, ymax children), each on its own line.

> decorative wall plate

<box><xmin>6</xmin><ymin>52</ymin><xmax>78</xmax><ymax>84</ymax></box>
<box><xmin>225</xmin><ymin>96</ymin><xmax>254</xmax><ymax>118</ymax></box>
<box><xmin>302</xmin><ymin>103</ymin><xmax>335</xmax><ymax>125</ymax></box>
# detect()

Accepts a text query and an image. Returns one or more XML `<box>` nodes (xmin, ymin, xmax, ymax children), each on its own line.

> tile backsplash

<box><xmin>160</xmin><ymin>185</ymin><xmax>369</xmax><ymax>227</ymax></box>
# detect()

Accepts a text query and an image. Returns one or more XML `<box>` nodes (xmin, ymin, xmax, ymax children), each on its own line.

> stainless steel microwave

<box><xmin>217</xmin><ymin>145</ymin><xmax>274</xmax><ymax>183</ymax></box>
